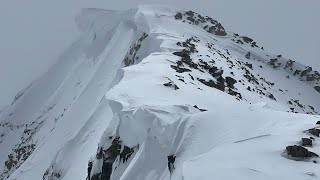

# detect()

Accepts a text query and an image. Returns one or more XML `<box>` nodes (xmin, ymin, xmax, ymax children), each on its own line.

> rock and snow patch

<box><xmin>0</xmin><ymin>5</ymin><xmax>320</xmax><ymax>180</ymax></box>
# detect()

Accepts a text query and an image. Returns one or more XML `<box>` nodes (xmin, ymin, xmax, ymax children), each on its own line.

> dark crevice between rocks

<box><xmin>90</xmin><ymin>137</ymin><xmax>137</xmax><ymax>180</ymax></box>
<box><xmin>124</xmin><ymin>33</ymin><xmax>148</xmax><ymax>67</ymax></box>
<box><xmin>168</xmin><ymin>155</ymin><xmax>176</xmax><ymax>174</ymax></box>
<box><xmin>86</xmin><ymin>161</ymin><xmax>93</xmax><ymax>180</ymax></box>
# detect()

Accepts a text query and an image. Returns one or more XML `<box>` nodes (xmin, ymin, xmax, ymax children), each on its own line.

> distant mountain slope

<box><xmin>0</xmin><ymin>5</ymin><xmax>319</xmax><ymax>180</ymax></box>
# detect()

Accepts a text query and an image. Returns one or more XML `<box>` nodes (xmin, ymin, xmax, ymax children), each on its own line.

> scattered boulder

<box><xmin>301</xmin><ymin>138</ymin><xmax>312</xmax><ymax>147</ymax></box>
<box><xmin>314</xmin><ymin>86</ymin><xmax>320</xmax><ymax>93</ymax></box>
<box><xmin>175</xmin><ymin>12</ymin><xmax>183</xmax><ymax>20</ymax></box>
<box><xmin>308</xmin><ymin>128</ymin><xmax>320</xmax><ymax>137</ymax></box>
<box><xmin>268</xmin><ymin>58</ymin><xmax>281</xmax><ymax>69</ymax></box>
<box><xmin>245</xmin><ymin>63</ymin><xmax>253</xmax><ymax>69</ymax></box>
<box><xmin>187</xmin><ymin>17</ymin><xmax>195</xmax><ymax>23</ymax></box>
<box><xmin>245</xmin><ymin>52</ymin><xmax>251</xmax><ymax>59</ymax></box>
<box><xmin>316</xmin><ymin>121</ymin><xmax>320</xmax><ymax>125</ymax></box>
<box><xmin>267</xmin><ymin>93</ymin><xmax>276</xmax><ymax>101</ymax></box>
<box><xmin>225</xmin><ymin>76</ymin><xmax>237</xmax><ymax>89</ymax></box>
<box><xmin>185</xmin><ymin>11</ymin><xmax>194</xmax><ymax>17</ymax></box>
<box><xmin>285</xmin><ymin>145</ymin><xmax>318</xmax><ymax>160</ymax></box>
<box><xmin>163</xmin><ymin>82</ymin><xmax>179</xmax><ymax>90</ymax></box>
<box><xmin>242</xmin><ymin>36</ymin><xmax>253</xmax><ymax>43</ymax></box>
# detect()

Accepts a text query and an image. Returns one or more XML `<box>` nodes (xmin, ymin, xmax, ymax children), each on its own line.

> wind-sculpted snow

<box><xmin>1</xmin><ymin>5</ymin><xmax>320</xmax><ymax>180</ymax></box>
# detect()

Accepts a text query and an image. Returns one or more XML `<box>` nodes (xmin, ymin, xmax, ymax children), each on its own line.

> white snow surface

<box><xmin>1</xmin><ymin>5</ymin><xmax>320</xmax><ymax>180</ymax></box>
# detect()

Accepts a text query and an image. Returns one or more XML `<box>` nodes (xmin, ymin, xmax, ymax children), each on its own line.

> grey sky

<box><xmin>0</xmin><ymin>0</ymin><xmax>319</xmax><ymax>109</ymax></box>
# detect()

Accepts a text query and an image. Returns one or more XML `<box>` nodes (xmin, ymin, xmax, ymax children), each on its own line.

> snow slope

<box><xmin>1</xmin><ymin>5</ymin><xmax>320</xmax><ymax>180</ymax></box>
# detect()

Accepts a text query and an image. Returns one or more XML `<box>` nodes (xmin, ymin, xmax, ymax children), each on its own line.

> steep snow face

<box><xmin>1</xmin><ymin>5</ymin><xmax>320</xmax><ymax>180</ymax></box>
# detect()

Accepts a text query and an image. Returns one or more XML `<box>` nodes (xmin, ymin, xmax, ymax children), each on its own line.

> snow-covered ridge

<box><xmin>0</xmin><ymin>5</ymin><xmax>320</xmax><ymax>180</ymax></box>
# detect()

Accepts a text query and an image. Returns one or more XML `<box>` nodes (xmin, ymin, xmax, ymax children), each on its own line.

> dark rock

<box><xmin>185</xmin><ymin>11</ymin><xmax>194</xmax><ymax>17</ymax></box>
<box><xmin>96</xmin><ymin>147</ymin><xmax>103</xmax><ymax>159</ymax></box>
<box><xmin>284</xmin><ymin>60</ymin><xmax>294</xmax><ymax>69</ymax></box>
<box><xmin>308</xmin><ymin>128</ymin><xmax>320</xmax><ymax>137</ymax></box>
<box><xmin>293</xmin><ymin>70</ymin><xmax>301</xmax><ymax>76</ymax></box>
<box><xmin>178</xmin><ymin>78</ymin><xmax>185</xmax><ymax>82</ymax></box>
<box><xmin>225</xmin><ymin>76</ymin><xmax>237</xmax><ymax>89</ymax></box>
<box><xmin>91</xmin><ymin>137</ymin><xmax>137</xmax><ymax>180</ymax></box>
<box><xmin>170</xmin><ymin>65</ymin><xmax>192</xmax><ymax>73</ymax></box>
<box><xmin>87</xmin><ymin>161</ymin><xmax>93</xmax><ymax>180</ymax></box>
<box><xmin>208</xmin><ymin>24</ymin><xmax>227</xmax><ymax>36</ymax></box>
<box><xmin>193</xmin><ymin>105</ymin><xmax>207</xmax><ymax>112</ymax></box>
<box><xmin>302</xmin><ymin>138</ymin><xmax>312</xmax><ymax>147</ymax></box>
<box><xmin>198</xmin><ymin>78</ymin><xmax>225</xmax><ymax>91</ymax></box>
<box><xmin>236</xmin><ymin>40</ymin><xmax>244</xmax><ymax>44</ymax></box>
<box><xmin>306</xmin><ymin>75</ymin><xmax>316</xmax><ymax>81</ymax></box>
<box><xmin>314</xmin><ymin>86</ymin><xmax>320</xmax><ymax>93</ymax></box>
<box><xmin>168</xmin><ymin>155</ymin><xmax>176</xmax><ymax>173</ymax></box>
<box><xmin>286</xmin><ymin>145</ymin><xmax>318</xmax><ymax>159</ymax></box>
<box><xmin>268</xmin><ymin>58</ymin><xmax>280</xmax><ymax>68</ymax></box>
<box><xmin>316</xmin><ymin>121</ymin><xmax>320</xmax><ymax>125</ymax></box>
<box><xmin>245</xmin><ymin>52</ymin><xmax>251</xmax><ymax>59</ymax></box>
<box><xmin>242</xmin><ymin>36</ymin><xmax>253</xmax><ymax>43</ymax></box>
<box><xmin>175</xmin><ymin>12</ymin><xmax>183</xmax><ymax>20</ymax></box>
<box><xmin>228</xmin><ymin>88</ymin><xmax>243</xmax><ymax>100</ymax></box>
<box><xmin>245</xmin><ymin>63</ymin><xmax>253</xmax><ymax>69</ymax></box>
<box><xmin>173</xmin><ymin>51</ymin><xmax>190</xmax><ymax>59</ymax></box>
<box><xmin>186</xmin><ymin>17</ymin><xmax>195</xmax><ymax>23</ymax></box>
<box><xmin>163</xmin><ymin>82</ymin><xmax>179</xmax><ymax>90</ymax></box>
<box><xmin>251</xmin><ymin>42</ymin><xmax>258</xmax><ymax>47</ymax></box>
<box><xmin>189</xmin><ymin>74</ymin><xmax>194</xmax><ymax>80</ymax></box>
<box><xmin>120</xmin><ymin>146</ymin><xmax>135</xmax><ymax>163</ymax></box>
<box><xmin>268</xmin><ymin>93</ymin><xmax>276</xmax><ymax>101</ymax></box>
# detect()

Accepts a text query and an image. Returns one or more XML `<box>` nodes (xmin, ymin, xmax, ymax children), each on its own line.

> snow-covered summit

<box><xmin>0</xmin><ymin>5</ymin><xmax>320</xmax><ymax>180</ymax></box>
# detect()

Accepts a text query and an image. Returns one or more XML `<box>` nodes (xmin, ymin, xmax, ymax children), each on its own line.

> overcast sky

<box><xmin>0</xmin><ymin>0</ymin><xmax>319</xmax><ymax>109</ymax></box>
